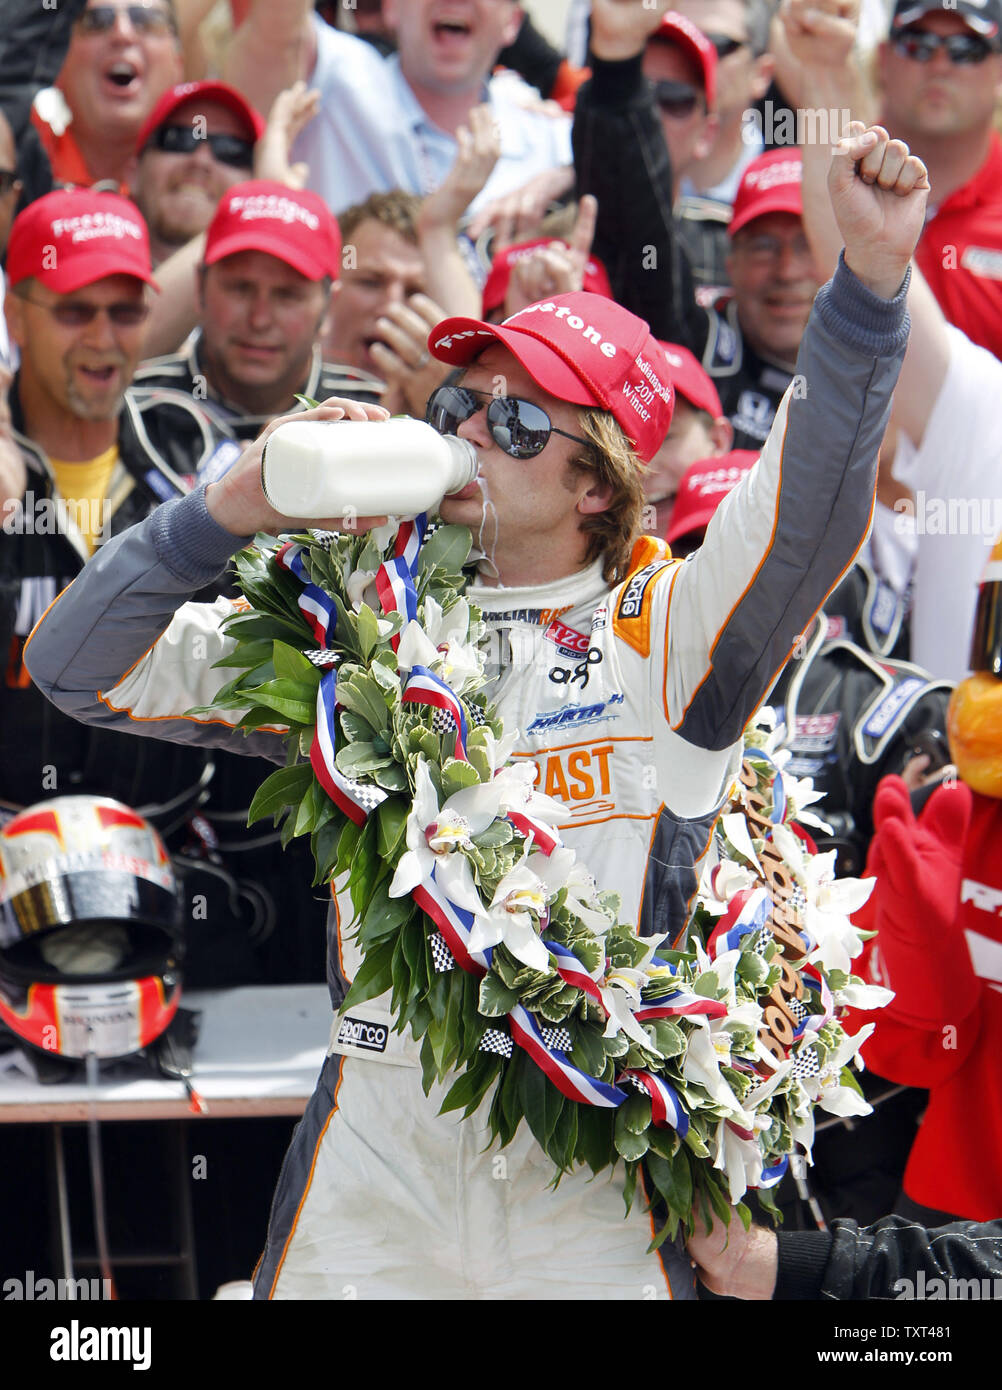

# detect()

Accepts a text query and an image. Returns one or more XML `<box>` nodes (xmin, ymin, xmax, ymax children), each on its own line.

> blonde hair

<box><xmin>566</xmin><ymin>410</ymin><xmax>647</xmax><ymax>585</ymax></box>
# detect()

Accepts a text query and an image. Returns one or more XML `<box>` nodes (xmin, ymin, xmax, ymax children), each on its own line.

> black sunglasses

<box><xmin>15</xmin><ymin>292</ymin><xmax>150</xmax><ymax>328</ymax></box>
<box><xmin>76</xmin><ymin>5</ymin><xmax>177</xmax><ymax>36</ymax></box>
<box><xmin>653</xmin><ymin>79</ymin><xmax>701</xmax><ymax>118</ymax></box>
<box><xmin>0</xmin><ymin>170</ymin><xmax>19</xmax><ymax>196</ymax></box>
<box><xmin>147</xmin><ymin>124</ymin><xmax>255</xmax><ymax>168</ymax></box>
<box><xmin>426</xmin><ymin>385</ymin><xmax>591</xmax><ymax>460</ymax></box>
<box><xmin>706</xmin><ymin>33</ymin><xmax>747</xmax><ymax>59</ymax></box>
<box><xmin>890</xmin><ymin>28</ymin><xmax>996</xmax><ymax>63</ymax></box>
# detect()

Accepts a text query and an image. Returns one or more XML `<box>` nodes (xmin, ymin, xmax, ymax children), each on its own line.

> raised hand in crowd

<box><xmin>587</xmin><ymin>0</ymin><xmax>675</xmax><ymax>61</ymax></box>
<box><xmin>465</xmin><ymin>162</ymin><xmax>575</xmax><ymax>245</ymax></box>
<box><xmin>366</xmin><ymin>293</ymin><xmax>454</xmax><ymax>421</ymax></box>
<box><xmin>777</xmin><ymin>0</ymin><xmax>875</xmax><ymax>119</ymax></box>
<box><xmin>252</xmin><ymin>79</ymin><xmax>320</xmax><ymax>191</ymax></box>
<box><xmin>417</xmin><ymin>103</ymin><xmax>501</xmax><ymax>318</ymax></box>
<box><xmin>502</xmin><ymin>194</ymin><xmax>599</xmax><ymax>316</ymax></box>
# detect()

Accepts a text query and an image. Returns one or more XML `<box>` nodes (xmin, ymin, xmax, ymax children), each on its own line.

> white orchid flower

<box><xmin>766</xmin><ymin>824</ymin><xmax>875</xmax><ymax>975</ymax></box>
<box><xmin>563</xmin><ymin>862</ymin><xmax>616</xmax><ymax>934</ymax></box>
<box><xmin>699</xmin><ymin>857</ymin><xmax>758</xmax><ymax>915</ymax></box>
<box><xmin>395</xmin><ymin>596</ymin><xmax>481</xmax><ymax>689</ymax></box>
<box><xmin>467</xmin><ymin>853</ymin><xmax>568</xmax><ymax>974</ymax></box>
<box><xmin>721</xmin><ymin>813</ymin><xmax>764</xmax><ymax>874</ymax></box>
<box><xmin>833</xmin><ymin>980</ymin><xmax>894</xmax><ymax>1011</ymax></box>
<box><xmin>712</xmin><ymin>1116</ymin><xmax>777</xmax><ymax>1205</ymax></box>
<box><xmin>682</xmin><ymin>1025</ymin><xmax>753</xmax><ymax>1123</ymax></box>
<box><xmin>480</xmin><ymin>726</ymin><xmax>519</xmax><ymax>775</ymax></box>
<box><xmin>490</xmin><ymin>761</ymin><xmax>569</xmax><ymax>826</ymax></box>
<box><xmin>389</xmin><ymin>759</ymin><xmax>502</xmax><ymax>912</ymax></box>
<box><xmin>597</xmin><ymin>965</ymin><xmax>663</xmax><ymax>1052</ymax></box>
<box><xmin>793</xmin><ymin>1026</ymin><xmax>876</xmax><ymax>1121</ymax></box>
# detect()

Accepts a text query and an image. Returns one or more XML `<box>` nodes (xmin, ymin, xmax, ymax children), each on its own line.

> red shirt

<box><xmin>849</xmin><ymin>790</ymin><xmax>1002</xmax><ymax>1221</ymax></box>
<box><xmin>916</xmin><ymin>132</ymin><xmax>1002</xmax><ymax>361</ymax></box>
<box><xmin>30</xmin><ymin>109</ymin><xmax>129</xmax><ymax>195</ymax></box>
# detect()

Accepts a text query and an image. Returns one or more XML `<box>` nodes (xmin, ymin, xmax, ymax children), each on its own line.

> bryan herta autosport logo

<box><xmin>526</xmin><ymin>691</ymin><xmax>624</xmax><ymax>735</ymax></box>
<box><xmin>336</xmin><ymin>1015</ymin><xmax>388</xmax><ymax>1053</ymax></box>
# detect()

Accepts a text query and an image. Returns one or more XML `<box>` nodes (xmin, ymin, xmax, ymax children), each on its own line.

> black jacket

<box><xmin>0</xmin><ymin>382</ymin><xmax>231</xmax><ymax>818</ymax></box>
<box><xmin>572</xmin><ymin>54</ymin><xmax>794</xmax><ymax>451</ymax></box>
<box><xmin>777</xmin><ymin>1217</ymin><xmax>1002</xmax><ymax>1300</ymax></box>
<box><xmin>134</xmin><ymin>336</ymin><xmax>386</xmax><ymax>443</ymax></box>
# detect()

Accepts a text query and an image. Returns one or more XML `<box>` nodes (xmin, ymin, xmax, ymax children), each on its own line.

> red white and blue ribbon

<box><xmin>620</xmin><ymin>1068</ymin><xmax>689</xmax><ymax>1137</ymax></box>
<box><xmin>275</xmin><ymin>541</ymin><xmax>338</xmax><ymax>647</ymax></box>
<box><xmin>310</xmin><ymin>668</ymin><xmax>387</xmax><ymax>826</ymax></box>
<box><xmin>508</xmin><ymin>1004</ymin><xmax>627</xmax><ymax>1108</ymax></box>
<box><xmin>797</xmin><ymin>964</ymin><xmax>834</xmax><ymax>1036</ymax></box>
<box><xmin>413</xmin><ymin>865</ymin><xmax>492</xmax><ymax>976</ymax></box>
<box><xmin>548</xmin><ymin>940</ymin><xmax>606</xmax><ymax>1010</ymax></box>
<box><xmin>757</xmin><ymin>1154</ymin><xmax>789</xmax><ymax>1188</ymax></box>
<box><xmin>507</xmin><ymin>810</ymin><xmax>560</xmax><ymax>856</ymax></box>
<box><xmin>707</xmin><ymin>886</ymin><xmax>773</xmax><ymax>957</ymax></box>
<box><xmin>374</xmin><ymin>515</ymin><xmax>426</xmax><ymax>650</ymax></box>
<box><xmin>402</xmin><ymin>665</ymin><xmax>469</xmax><ymax>760</ymax></box>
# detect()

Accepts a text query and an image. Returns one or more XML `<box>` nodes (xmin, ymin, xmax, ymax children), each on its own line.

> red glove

<box><xmin>863</xmin><ymin>776</ymin><xmax>977</xmax><ymax>1028</ymax></box>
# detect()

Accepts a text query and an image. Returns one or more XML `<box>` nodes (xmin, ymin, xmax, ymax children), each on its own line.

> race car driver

<box><xmin>24</xmin><ymin>125</ymin><xmax>928</xmax><ymax>1300</ymax></box>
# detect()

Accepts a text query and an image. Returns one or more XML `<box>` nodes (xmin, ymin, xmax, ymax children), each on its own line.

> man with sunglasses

<box><xmin>130</xmin><ymin>81</ymin><xmax>265</xmax><ymax>268</ymax></box>
<box><xmin>34</xmin><ymin>0</ymin><xmax>183</xmax><ymax>192</ymax></box>
<box><xmin>26</xmin><ymin>123</ymin><xmax>928</xmax><ymax>1298</ymax></box>
<box><xmin>876</xmin><ymin>0</ymin><xmax>1002</xmax><ymax>359</ymax></box>
<box><xmin>0</xmin><ymin>187</ymin><xmax>231</xmax><ymax>826</ymax></box>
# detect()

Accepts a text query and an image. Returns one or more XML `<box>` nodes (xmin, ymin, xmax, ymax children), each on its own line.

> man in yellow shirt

<box><xmin>0</xmin><ymin>185</ymin><xmax>230</xmax><ymax>814</ymax></box>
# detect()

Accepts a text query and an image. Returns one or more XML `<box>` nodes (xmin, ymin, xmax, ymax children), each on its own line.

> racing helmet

<box><xmin>0</xmin><ymin>796</ymin><xmax>183</xmax><ymax>1059</ymax></box>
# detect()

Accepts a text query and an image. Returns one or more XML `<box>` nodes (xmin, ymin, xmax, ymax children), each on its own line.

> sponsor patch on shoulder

<box><xmin>613</xmin><ymin>561</ymin><xmax>673</xmax><ymax>656</ymax></box>
<box><xmin>861</xmin><ymin>677</ymin><xmax>924</xmax><ymax>739</ymax></box>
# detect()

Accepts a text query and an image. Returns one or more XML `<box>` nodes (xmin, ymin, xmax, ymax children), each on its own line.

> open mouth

<box><xmin>104</xmin><ymin>60</ymin><xmax>140</xmax><ymax>91</ymax></box>
<box><xmin>432</xmin><ymin>19</ymin><xmax>472</xmax><ymax>41</ymax></box>
<box><xmin>78</xmin><ymin>365</ymin><xmax>118</xmax><ymax>386</ymax></box>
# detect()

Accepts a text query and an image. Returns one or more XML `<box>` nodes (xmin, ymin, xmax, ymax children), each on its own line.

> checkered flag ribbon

<box><xmin>791</xmin><ymin>1045</ymin><xmax>820</xmax><ymax>1078</ymax></box>
<box><xmin>480</xmin><ymin>1028</ymin><xmax>513</xmax><ymax>1058</ymax></box>
<box><xmin>304</xmin><ymin>648</ymin><xmax>340</xmax><ymax>669</ymax></box>
<box><xmin>786</xmin><ymin>886</ymin><xmax>808</xmax><ymax>919</ymax></box>
<box><xmin>467</xmin><ymin>702</ymin><xmax>487</xmax><ymax>727</ymax></box>
<box><xmin>540</xmin><ymin>1026</ymin><xmax>573</xmax><ymax>1053</ymax></box>
<box><xmin>751</xmin><ymin>926</ymin><xmax>774</xmax><ymax>957</ymax></box>
<box><xmin>785</xmin><ymin>994</ymin><xmax>810</xmax><ymax>1024</ymax></box>
<box><xmin>429</xmin><ymin>932</ymin><xmax>455</xmax><ymax>974</ymax></box>
<box><xmin>431</xmin><ymin>708</ymin><xmax>457</xmax><ymax>736</ymax></box>
<box><xmin>307</xmin><ymin>530</ymin><xmax>340</xmax><ymax>549</ymax></box>
<box><xmin>341</xmin><ymin>777</ymin><xmax>387</xmax><ymax>813</ymax></box>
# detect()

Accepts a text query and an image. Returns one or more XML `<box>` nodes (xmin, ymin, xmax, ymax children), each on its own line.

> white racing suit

<box><xmin>25</xmin><ymin>259</ymin><xmax>909</xmax><ymax>1299</ymax></box>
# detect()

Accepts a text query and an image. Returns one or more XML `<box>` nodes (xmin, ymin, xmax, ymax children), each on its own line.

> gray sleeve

<box><xmin>24</xmin><ymin>487</ymin><xmax>284</xmax><ymax>762</ymax></box>
<box><xmin>665</xmin><ymin>255</ymin><xmax>910</xmax><ymax>750</ymax></box>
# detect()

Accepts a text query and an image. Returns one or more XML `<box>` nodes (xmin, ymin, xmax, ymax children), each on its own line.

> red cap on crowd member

<box><xmin>429</xmin><ymin>292</ymin><xmax>674</xmax><ymax>462</ymax></box>
<box><xmin>135</xmin><ymin>80</ymin><xmax>266</xmax><ymax>154</ymax></box>
<box><xmin>481</xmin><ymin>238</ymin><xmax>614</xmax><ymax>316</ymax></box>
<box><xmin>203</xmin><ymin>181</ymin><xmax>342</xmax><ymax>280</ymax></box>
<box><xmin>6</xmin><ymin>189</ymin><xmax>158</xmax><ymax>292</ymax></box>
<box><xmin>666</xmin><ymin>450</ymin><xmax>760</xmax><ymax>545</ymax></box>
<box><xmin>657</xmin><ymin>341</ymin><xmax>722</xmax><ymax>418</ymax></box>
<box><xmin>653</xmin><ymin>12</ymin><xmax>718</xmax><ymax>110</ymax></box>
<box><xmin>729</xmin><ymin>149</ymin><xmax>804</xmax><ymax>238</ymax></box>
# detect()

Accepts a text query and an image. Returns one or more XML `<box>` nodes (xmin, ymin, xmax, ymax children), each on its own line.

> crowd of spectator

<box><xmin>2</xmin><ymin>0</ymin><xmax>1002</xmax><ymax>1297</ymax></box>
